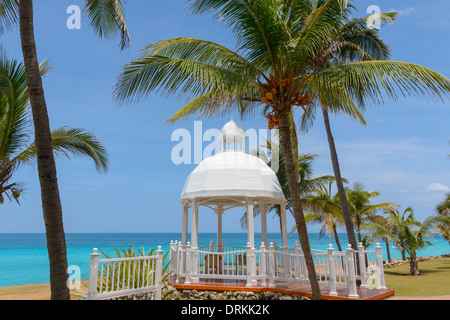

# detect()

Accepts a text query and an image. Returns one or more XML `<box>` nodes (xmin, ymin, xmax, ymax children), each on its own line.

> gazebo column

<box><xmin>216</xmin><ymin>206</ymin><xmax>224</xmax><ymax>252</ymax></box>
<box><xmin>260</xmin><ymin>203</ymin><xmax>268</xmax><ymax>246</ymax></box>
<box><xmin>191</xmin><ymin>199</ymin><xmax>199</xmax><ymax>248</ymax></box>
<box><xmin>246</xmin><ymin>198</ymin><xmax>257</xmax><ymax>287</ymax></box>
<box><xmin>280</xmin><ymin>202</ymin><xmax>288</xmax><ymax>249</ymax></box>
<box><xmin>246</xmin><ymin>199</ymin><xmax>255</xmax><ymax>248</ymax></box>
<box><xmin>190</xmin><ymin>199</ymin><xmax>199</xmax><ymax>283</ymax></box>
<box><xmin>182</xmin><ymin>202</ymin><xmax>189</xmax><ymax>246</ymax></box>
<box><xmin>280</xmin><ymin>201</ymin><xmax>290</xmax><ymax>275</ymax></box>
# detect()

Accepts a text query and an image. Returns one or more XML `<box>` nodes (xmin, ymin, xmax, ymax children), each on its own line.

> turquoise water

<box><xmin>0</xmin><ymin>233</ymin><xmax>448</xmax><ymax>287</ymax></box>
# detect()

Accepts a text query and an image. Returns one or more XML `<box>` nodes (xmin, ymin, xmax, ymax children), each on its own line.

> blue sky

<box><xmin>0</xmin><ymin>0</ymin><xmax>448</xmax><ymax>235</ymax></box>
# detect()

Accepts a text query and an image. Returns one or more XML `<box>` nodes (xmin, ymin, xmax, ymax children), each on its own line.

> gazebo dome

<box><xmin>180</xmin><ymin>151</ymin><xmax>284</xmax><ymax>201</ymax></box>
<box><xmin>180</xmin><ymin>120</ymin><xmax>285</xmax><ymax>202</ymax></box>
<box><xmin>178</xmin><ymin>119</ymin><xmax>288</xmax><ymax>251</ymax></box>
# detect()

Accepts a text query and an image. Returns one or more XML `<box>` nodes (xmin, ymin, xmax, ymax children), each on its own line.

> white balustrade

<box><xmin>87</xmin><ymin>247</ymin><xmax>163</xmax><ymax>300</ymax></box>
<box><xmin>167</xmin><ymin>239</ymin><xmax>387</xmax><ymax>299</ymax></box>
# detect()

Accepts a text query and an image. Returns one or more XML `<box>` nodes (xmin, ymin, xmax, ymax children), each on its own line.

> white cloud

<box><xmin>390</xmin><ymin>7</ymin><xmax>416</xmax><ymax>16</ymax></box>
<box><xmin>426</xmin><ymin>183</ymin><xmax>450</xmax><ymax>192</ymax></box>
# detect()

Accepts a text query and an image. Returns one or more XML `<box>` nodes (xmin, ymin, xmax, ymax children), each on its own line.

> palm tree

<box><xmin>435</xmin><ymin>193</ymin><xmax>450</xmax><ymax>252</ymax></box>
<box><xmin>113</xmin><ymin>0</ymin><xmax>449</xmax><ymax>299</ymax></box>
<box><xmin>364</xmin><ymin>206</ymin><xmax>440</xmax><ymax>275</ymax></box>
<box><xmin>347</xmin><ymin>182</ymin><xmax>397</xmax><ymax>243</ymax></box>
<box><xmin>302</xmin><ymin>179</ymin><xmax>346</xmax><ymax>251</ymax></box>
<box><xmin>0</xmin><ymin>0</ymin><xmax>129</xmax><ymax>299</ymax></box>
<box><xmin>296</xmin><ymin>8</ymin><xmax>439</xmax><ymax>254</ymax></box>
<box><xmin>363</xmin><ymin>214</ymin><xmax>394</xmax><ymax>263</ymax></box>
<box><xmin>364</xmin><ymin>207</ymin><xmax>442</xmax><ymax>275</ymax></box>
<box><xmin>402</xmin><ymin>215</ymin><xmax>440</xmax><ymax>275</ymax></box>
<box><xmin>0</xmin><ymin>53</ymin><xmax>109</xmax><ymax>207</ymax></box>
<box><xmin>385</xmin><ymin>207</ymin><xmax>418</xmax><ymax>261</ymax></box>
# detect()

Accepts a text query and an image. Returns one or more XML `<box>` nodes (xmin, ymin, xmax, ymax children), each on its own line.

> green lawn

<box><xmin>385</xmin><ymin>257</ymin><xmax>450</xmax><ymax>297</ymax></box>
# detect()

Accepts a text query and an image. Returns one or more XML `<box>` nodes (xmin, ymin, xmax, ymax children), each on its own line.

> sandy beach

<box><xmin>0</xmin><ymin>282</ymin><xmax>89</xmax><ymax>300</ymax></box>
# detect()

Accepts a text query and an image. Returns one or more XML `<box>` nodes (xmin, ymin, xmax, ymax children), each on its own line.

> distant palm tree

<box><xmin>0</xmin><ymin>0</ymin><xmax>129</xmax><ymax>299</ymax></box>
<box><xmin>435</xmin><ymin>193</ymin><xmax>450</xmax><ymax>253</ymax></box>
<box><xmin>364</xmin><ymin>207</ymin><xmax>439</xmax><ymax>275</ymax></box>
<box><xmin>347</xmin><ymin>182</ymin><xmax>397</xmax><ymax>243</ymax></box>
<box><xmin>362</xmin><ymin>214</ymin><xmax>394</xmax><ymax>263</ymax></box>
<box><xmin>401</xmin><ymin>216</ymin><xmax>440</xmax><ymax>275</ymax></box>
<box><xmin>302</xmin><ymin>179</ymin><xmax>347</xmax><ymax>251</ymax></box>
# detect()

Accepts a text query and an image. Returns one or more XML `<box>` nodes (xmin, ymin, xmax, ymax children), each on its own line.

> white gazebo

<box><xmin>179</xmin><ymin>118</ymin><xmax>289</xmax><ymax>251</ymax></box>
<box><xmin>168</xmin><ymin>120</ymin><xmax>387</xmax><ymax>298</ymax></box>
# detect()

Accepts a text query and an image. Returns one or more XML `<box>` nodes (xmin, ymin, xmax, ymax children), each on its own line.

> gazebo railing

<box><xmin>169</xmin><ymin>240</ymin><xmax>386</xmax><ymax>299</ymax></box>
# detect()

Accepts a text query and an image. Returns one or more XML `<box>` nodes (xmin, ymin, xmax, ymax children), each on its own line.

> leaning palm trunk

<box><xmin>279</xmin><ymin>111</ymin><xmax>321</xmax><ymax>300</ymax></box>
<box><xmin>332</xmin><ymin>224</ymin><xmax>342</xmax><ymax>252</ymax></box>
<box><xmin>321</xmin><ymin>105</ymin><xmax>359</xmax><ymax>251</ymax></box>
<box><xmin>19</xmin><ymin>0</ymin><xmax>69</xmax><ymax>300</ymax></box>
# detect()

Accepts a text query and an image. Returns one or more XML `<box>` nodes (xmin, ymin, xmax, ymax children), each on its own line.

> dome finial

<box><xmin>221</xmin><ymin>119</ymin><xmax>245</xmax><ymax>151</ymax></box>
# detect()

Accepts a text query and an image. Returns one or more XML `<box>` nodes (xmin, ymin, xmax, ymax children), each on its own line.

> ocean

<box><xmin>0</xmin><ymin>232</ymin><xmax>448</xmax><ymax>287</ymax></box>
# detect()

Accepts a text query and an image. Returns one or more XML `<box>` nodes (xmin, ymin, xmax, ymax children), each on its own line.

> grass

<box><xmin>385</xmin><ymin>257</ymin><xmax>450</xmax><ymax>297</ymax></box>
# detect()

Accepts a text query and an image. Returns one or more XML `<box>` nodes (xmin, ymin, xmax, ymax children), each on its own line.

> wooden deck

<box><xmin>170</xmin><ymin>276</ymin><xmax>395</xmax><ymax>300</ymax></box>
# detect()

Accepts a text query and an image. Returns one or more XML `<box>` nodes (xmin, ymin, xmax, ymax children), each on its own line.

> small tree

<box><xmin>364</xmin><ymin>207</ymin><xmax>440</xmax><ymax>275</ymax></box>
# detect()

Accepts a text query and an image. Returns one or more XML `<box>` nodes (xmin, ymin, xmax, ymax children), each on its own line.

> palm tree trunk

<box><xmin>279</xmin><ymin>111</ymin><xmax>321</xmax><ymax>300</ymax></box>
<box><xmin>356</xmin><ymin>217</ymin><xmax>362</xmax><ymax>243</ymax></box>
<box><xmin>409</xmin><ymin>254</ymin><xmax>419</xmax><ymax>276</ymax></box>
<box><xmin>19</xmin><ymin>0</ymin><xmax>70</xmax><ymax>300</ymax></box>
<box><xmin>385</xmin><ymin>238</ymin><xmax>392</xmax><ymax>263</ymax></box>
<box><xmin>332</xmin><ymin>224</ymin><xmax>342</xmax><ymax>251</ymax></box>
<box><xmin>321</xmin><ymin>105</ymin><xmax>358</xmax><ymax>251</ymax></box>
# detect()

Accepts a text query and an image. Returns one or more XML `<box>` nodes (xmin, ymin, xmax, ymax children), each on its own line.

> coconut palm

<box><xmin>297</xmin><ymin>8</ymin><xmax>419</xmax><ymax>253</ymax></box>
<box><xmin>113</xmin><ymin>0</ymin><xmax>449</xmax><ymax>298</ymax></box>
<box><xmin>0</xmin><ymin>0</ymin><xmax>129</xmax><ymax>299</ymax></box>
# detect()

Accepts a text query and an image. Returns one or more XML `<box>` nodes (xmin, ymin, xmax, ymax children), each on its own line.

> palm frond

<box><xmin>312</xmin><ymin>60</ymin><xmax>450</xmax><ymax>106</ymax></box>
<box><xmin>114</xmin><ymin>38</ymin><xmax>261</xmax><ymax>107</ymax></box>
<box><xmin>15</xmin><ymin>126</ymin><xmax>110</xmax><ymax>173</ymax></box>
<box><xmin>0</xmin><ymin>51</ymin><xmax>31</xmax><ymax>158</ymax></box>
<box><xmin>0</xmin><ymin>0</ymin><xmax>19</xmax><ymax>31</ymax></box>
<box><xmin>83</xmin><ymin>0</ymin><xmax>130</xmax><ymax>50</ymax></box>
